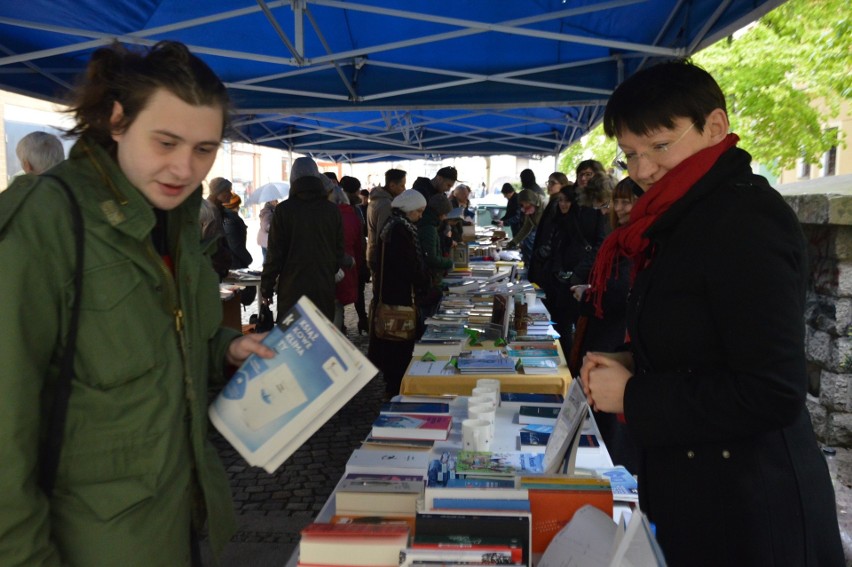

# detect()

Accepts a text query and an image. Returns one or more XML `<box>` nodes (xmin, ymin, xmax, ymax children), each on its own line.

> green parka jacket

<box><xmin>0</xmin><ymin>138</ymin><xmax>240</xmax><ymax>566</ymax></box>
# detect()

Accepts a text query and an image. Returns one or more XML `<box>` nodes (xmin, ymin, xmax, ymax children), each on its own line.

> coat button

<box><xmin>687</xmin><ymin>450</ymin><xmax>695</xmax><ymax>459</ymax></box>
<box><xmin>722</xmin><ymin>450</ymin><xmax>731</xmax><ymax>459</ymax></box>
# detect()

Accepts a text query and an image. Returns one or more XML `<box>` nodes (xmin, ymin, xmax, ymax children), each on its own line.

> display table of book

<box><xmin>399</xmin><ymin>339</ymin><xmax>572</xmax><ymax>397</ymax></box>
<box><xmin>283</xmin><ymin>386</ymin><xmax>643</xmax><ymax>567</ymax></box>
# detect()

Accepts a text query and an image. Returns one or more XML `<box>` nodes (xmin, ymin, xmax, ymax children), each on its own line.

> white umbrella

<box><xmin>245</xmin><ymin>181</ymin><xmax>289</xmax><ymax>206</ymax></box>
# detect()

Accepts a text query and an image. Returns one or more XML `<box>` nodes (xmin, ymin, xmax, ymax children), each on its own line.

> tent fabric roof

<box><xmin>0</xmin><ymin>0</ymin><xmax>785</xmax><ymax>162</ymax></box>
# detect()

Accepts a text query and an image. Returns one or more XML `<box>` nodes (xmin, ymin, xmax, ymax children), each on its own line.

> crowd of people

<box><xmin>0</xmin><ymin>38</ymin><xmax>842</xmax><ymax>567</ymax></box>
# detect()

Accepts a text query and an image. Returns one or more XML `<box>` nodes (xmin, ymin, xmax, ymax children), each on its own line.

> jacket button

<box><xmin>687</xmin><ymin>450</ymin><xmax>695</xmax><ymax>459</ymax></box>
<box><xmin>722</xmin><ymin>450</ymin><xmax>731</xmax><ymax>459</ymax></box>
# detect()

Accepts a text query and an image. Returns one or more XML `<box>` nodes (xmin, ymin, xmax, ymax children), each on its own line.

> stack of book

<box><xmin>369</xmin><ymin>402</ymin><xmax>453</xmax><ymax>442</ymax></box>
<box><xmin>456</xmin><ymin>350</ymin><xmax>516</xmax><ymax>374</ymax></box>
<box><xmin>412</xmin><ymin>511</ymin><xmax>531</xmax><ymax>566</ymax></box>
<box><xmin>334</xmin><ymin>477</ymin><xmax>424</xmax><ymax>518</ymax></box>
<box><xmin>506</xmin><ymin>341</ymin><xmax>561</xmax><ymax>375</ymax></box>
<box><xmin>413</xmin><ymin>323</ymin><xmax>469</xmax><ymax>357</ymax></box>
<box><xmin>297</xmin><ymin>523</ymin><xmax>410</xmax><ymax>567</ymax></box>
<box><xmin>345</xmin><ymin>449</ymin><xmax>431</xmax><ymax>479</ymax></box>
<box><xmin>500</xmin><ymin>393</ymin><xmax>564</xmax><ymax>408</ymax></box>
<box><xmin>453</xmin><ymin>450</ymin><xmax>545</xmax><ymax>479</ymax></box>
<box><xmin>423</xmin><ymin>483</ymin><xmax>531</xmax><ymax>514</ymax></box>
<box><xmin>517</xmin><ymin>405</ymin><xmax>561</xmax><ymax>425</ymax></box>
<box><xmin>517</xmin><ymin>474</ymin><xmax>615</xmax><ymax>555</ymax></box>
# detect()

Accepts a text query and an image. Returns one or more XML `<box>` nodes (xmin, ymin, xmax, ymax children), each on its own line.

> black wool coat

<box><xmin>624</xmin><ymin>147</ymin><xmax>843</xmax><ymax>566</ymax></box>
<box><xmin>261</xmin><ymin>176</ymin><xmax>343</xmax><ymax>321</ymax></box>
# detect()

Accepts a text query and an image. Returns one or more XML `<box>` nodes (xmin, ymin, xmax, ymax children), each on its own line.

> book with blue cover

<box><xmin>519</xmin><ymin>357</ymin><xmax>559</xmax><ymax>374</ymax></box>
<box><xmin>380</xmin><ymin>401</ymin><xmax>450</xmax><ymax>415</ymax></box>
<box><xmin>209</xmin><ymin>296</ymin><xmax>377</xmax><ymax>473</ymax></box>
<box><xmin>371</xmin><ymin>413</ymin><xmax>453</xmax><ymax>440</ymax></box>
<box><xmin>501</xmin><ymin>393</ymin><xmax>564</xmax><ymax>409</ymax></box>
<box><xmin>597</xmin><ymin>465</ymin><xmax>639</xmax><ymax>502</ymax></box>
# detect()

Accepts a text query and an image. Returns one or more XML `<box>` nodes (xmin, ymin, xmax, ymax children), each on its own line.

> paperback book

<box><xmin>209</xmin><ymin>296</ymin><xmax>377</xmax><ymax>473</ymax></box>
<box><xmin>518</xmin><ymin>405</ymin><xmax>561</xmax><ymax>425</ymax></box>
<box><xmin>454</xmin><ymin>450</ymin><xmax>544</xmax><ymax>477</ymax></box>
<box><xmin>501</xmin><ymin>393</ymin><xmax>564</xmax><ymax>409</ymax></box>
<box><xmin>379</xmin><ymin>401</ymin><xmax>450</xmax><ymax>414</ymax></box>
<box><xmin>371</xmin><ymin>413</ymin><xmax>453</xmax><ymax>441</ymax></box>
<box><xmin>345</xmin><ymin>449</ymin><xmax>431</xmax><ymax>478</ymax></box>
<box><xmin>519</xmin><ymin>357</ymin><xmax>559</xmax><ymax>374</ymax></box>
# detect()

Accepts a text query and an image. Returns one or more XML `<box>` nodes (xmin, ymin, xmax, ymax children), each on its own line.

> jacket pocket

<box><xmin>75</xmin><ymin>260</ymin><xmax>160</xmax><ymax>388</ymax></box>
<box><xmin>60</xmin><ymin>432</ymin><xmax>159</xmax><ymax>522</ymax></box>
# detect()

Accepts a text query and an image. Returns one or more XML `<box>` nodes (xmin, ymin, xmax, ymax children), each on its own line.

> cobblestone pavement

<box><xmin>201</xmin><ymin>285</ymin><xmax>382</xmax><ymax>566</ymax></box>
<box><xmin>206</xmin><ymin>230</ymin><xmax>852</xmax><ymax>565</ymax></box>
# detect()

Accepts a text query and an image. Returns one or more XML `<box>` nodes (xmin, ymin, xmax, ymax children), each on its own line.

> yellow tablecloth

<box><xmin>400</xmin><ymin>341</ymin><xmax>572</xmax><ymax>396</ymax></box>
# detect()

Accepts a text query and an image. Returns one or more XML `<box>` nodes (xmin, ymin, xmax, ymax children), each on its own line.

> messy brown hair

<box><xmin>65</xmin><ymin>41</ymin><xmax>230</xmax><ymax>153</ymax></box>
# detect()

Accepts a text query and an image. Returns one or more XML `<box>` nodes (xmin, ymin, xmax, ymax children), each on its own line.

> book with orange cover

<box><xmin>527</xmin><ymin>487</ymin><xmax>613</xmax><ymax>554</ymax></box>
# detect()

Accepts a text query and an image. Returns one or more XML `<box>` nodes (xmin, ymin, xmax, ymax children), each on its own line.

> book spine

<box><xmin>432</xmin><ymin>498</ymin><xmax>531</xmax><ymax>511</ymax></box>
<box><xmin>400</xmin><ymin>548</ymin><xmax>515</xmax><ymax>566</ymax></box>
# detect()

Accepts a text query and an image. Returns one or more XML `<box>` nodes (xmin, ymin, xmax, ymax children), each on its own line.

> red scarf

<box><xmin>587</xmin><ymin>133</ymin><xmax>740</xmax><ymax>317</ymax></box>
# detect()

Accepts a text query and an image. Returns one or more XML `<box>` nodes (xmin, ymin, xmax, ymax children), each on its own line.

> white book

<box><xmin>209</xmin><ymin>296</ymin><xmax>377</xmax><ymax>472</ymax></box>
<box><xmin>537</xmin><ymin>505</ymin><xmax>667</xmax><ymax>567</ymax></box>
<box><xmin>542</xmin><ymin>380</ymin><xmax>589</xmax><ymax>474</ymax></box>
<box><xmin>345</xmin><ymin>449</ymin><xmax>431</xmax><ymax>478</ymax></box>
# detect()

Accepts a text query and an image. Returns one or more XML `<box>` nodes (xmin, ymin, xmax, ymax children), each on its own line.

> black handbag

<box><xmin>254</xmin><ymin>303</ymin><xmax>275</xmax><ymax>333</ymax></box>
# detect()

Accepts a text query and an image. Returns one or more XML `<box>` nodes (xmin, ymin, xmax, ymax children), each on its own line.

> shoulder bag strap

<box><xmin>38</xmin><ymin>174</ymin><xmax>84</xmax><ymax>497</ymax></box>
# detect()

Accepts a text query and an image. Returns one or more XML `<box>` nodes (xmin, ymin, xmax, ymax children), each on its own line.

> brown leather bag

<box><xmin>372</xmin><ymin>240</ymin><xmax>417</xmax><ymax>341</ymax></box>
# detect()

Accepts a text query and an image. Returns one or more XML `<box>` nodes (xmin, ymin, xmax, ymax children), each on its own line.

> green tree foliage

<box><xmin>558</xmin><ymin>0</ymin><xmax>850</xmax><ymax>177</ymax></box>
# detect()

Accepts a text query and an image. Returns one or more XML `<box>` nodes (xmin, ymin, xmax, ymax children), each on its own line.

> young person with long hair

<box><xmin>0</xmin><ymin>41</ymin><xmax>274</xmax><ymax>565</ymax></box>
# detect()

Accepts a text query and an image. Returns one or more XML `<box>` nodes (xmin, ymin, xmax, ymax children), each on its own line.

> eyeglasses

<box><xmin>613</xmin><ymin>122</ymin><xmax>696</xmax><ymax>171</ymax></box>
<box><xmin>546</xmin><ymin>179</ymin><xmax>558</xmax><ymax>186</ymax></box>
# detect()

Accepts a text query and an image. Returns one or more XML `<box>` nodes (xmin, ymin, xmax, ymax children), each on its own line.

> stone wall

<box><xmin>779</xmin><ymin>174</ymin><xmax>852</xmax><ymax>446</ymax></box>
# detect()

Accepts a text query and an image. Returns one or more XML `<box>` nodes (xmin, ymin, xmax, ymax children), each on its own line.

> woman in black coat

<box><xmin>537</xmin><ymin>184</ymin><xmax>605</xmax><ymax>353</ymax></box>
<box><xmin>367</xmin><ymin>190</ymin><xmax>431</xmax><ymax>397</ymax></box>
<box><xmin>582</xmin><ymin>61</ymin><xmax>842</xmax><ymax>566</ymax></box>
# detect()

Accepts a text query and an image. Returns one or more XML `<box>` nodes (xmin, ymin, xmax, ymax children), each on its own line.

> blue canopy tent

<box><xmin>0</xmin><ymin>0</ymin><xmax>785</xmax><ymax>162</ymax></box>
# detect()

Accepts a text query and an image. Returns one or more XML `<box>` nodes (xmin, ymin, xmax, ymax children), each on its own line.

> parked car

<box><xmin>471</xmin><ymin>193</ymin><xmax>510</xmax><ymax>237</ymax></box>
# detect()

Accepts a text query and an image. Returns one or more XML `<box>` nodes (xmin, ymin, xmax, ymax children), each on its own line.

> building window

<box><xmin>797</xmin><ymin>157</ymin><xmax>811</xmax><ymax>180</ymax></box>
<box><xmin>823</xmin><ymin>127</ymin><xmax>838</xmax><ymax>177</ymax></box>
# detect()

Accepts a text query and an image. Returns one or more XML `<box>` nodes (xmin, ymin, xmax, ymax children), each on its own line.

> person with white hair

<box><xmin>367</xmin><ymin>189</ymin><xmax>430</xmax><ymax>398</ymax></box>
<box><xmin>16</xmin><ymin>131</ymin><xmax>65</xmax><ymax>175</ymax></box>
<box><xmin>261</xmin><ymin>156</ymin><xmax>346</xmax><ymax>321</ymax></box>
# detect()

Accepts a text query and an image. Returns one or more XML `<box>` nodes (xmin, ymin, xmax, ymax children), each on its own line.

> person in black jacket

<box><xmin>496</xmin><ymin>182</ymin><xmax>521</xmax><ymax>237</ymax></box>
<box><xmin>581</xmin><ymin>60</ymin><xmax>842</xmax><ymax>566</ymax></box>
<box><xmin>367</xmin><ymin>189</ymin><xmax>431</xmax><ymax>398</ymax></box>
<box><xmin>261</xmin><ymin>157</ymin><xmax>346</xmax><ymax>321</ymax></box>
<box><xmin>221</xmin><ymin>192</ymin><xmax>253</xmax><ymax>269</ymax></box>
<box><xmin>536</xmin><ymin>184</ymin><xmax>605</xmax><ymax>353</ymax></box>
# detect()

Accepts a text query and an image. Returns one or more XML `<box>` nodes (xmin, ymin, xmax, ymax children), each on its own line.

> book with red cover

<box><xmin>371</xmin><ymin>413</ymin><xmax>453</xmax><ymax>440</ymax></box>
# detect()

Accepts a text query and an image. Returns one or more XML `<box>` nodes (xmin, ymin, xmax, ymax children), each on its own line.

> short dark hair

<box><xmin>385</xmin><ymin>168</ymin><xmax>406</xmax><ymax>185</ymax></box>
<box><xmin>604</xmin><ymin>59</ymin><xmax>726</xmax><ymax>138</ymax></box>
<box><xmin>340</xmin><ymin>175</ymin><xmax>361</xmax><ymax>193</ymax></box>
<box><xmin>520</xmin><ymin>169</ymin><xmax>536</xmax><ymax>187</ymax></box>
<box><xmin>500</xmin><ymin>183</ymin><xmax>515</xmax><ymax>195</ymax></box>
<box><xmin>323</xmin><ymin>171</ymin><xmax>339</xmax><ymax>184</ymax></box>
<box><xmin>575</xmin><ymin>160</ymin><xmax>605</xmax><ymax>178</ymax></box>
